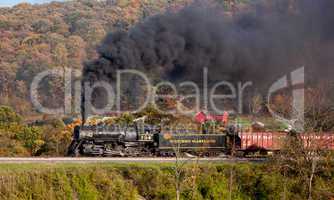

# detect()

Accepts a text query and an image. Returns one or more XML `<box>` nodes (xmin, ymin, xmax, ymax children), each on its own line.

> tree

<box><xmin>164</xmin><ymin>121</ymin><xmax>202</xmax><ymax>200</ymax></box>
<box><xmin>114</xmin><ymin>112</ymin><xmax>135</xmax><ymax>125</ymax></box>
<box><xmin>66</xmin><ymin>35</ymin><xmax>86</xmax><ymax>69</ymax></box>
<box><xmin>54</xmin><ymin>43</ymin><xmax>68</xmax><ymax>67</ymax></box>
<box><xmin>0</xmin><ymin>62</ymin><xmax>16</xmax><ymax>98</ymax></box>
<box><xmin>273</xmin><ymin>83</ymin><xmax>334</xmax><ymax>200</ymax></box>
<box><xmin>39</xmin><ymin>118</ymin><xmax>72</xmax><ymax>156</ymax></box>
<box><xmin>51</xmin><ymin>16</ymin><xmax>70</xmax><ymax>35</ymax></box>
<box><xmin>0</xmin><ymin>106</ymin><xmax>22</xmax><ymax>125</ymax></box>
<box><xmin>13</xmin><ymin>125</ymin><xmax>43</xmax><ymax>155</ymax></box>
<box><xmin>32</xmin><ymin>19</ymin><xmax>53</xmax><ymax>34</ymax></box>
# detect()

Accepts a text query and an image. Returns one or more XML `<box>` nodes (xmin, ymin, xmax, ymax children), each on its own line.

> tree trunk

<box><xmin>176</xmin><ymin>187</ymin><xmax>180</xmax><ymax>200</ymax></box>
<box><xmin>229</xmin><ymin>167</ymin><xmax>233</xmax><ymax>200</ymax></box>
<box><xmin>308</xmin><ymin>158</ymin><xmax>317</xmax><ymax>200</ymax></box>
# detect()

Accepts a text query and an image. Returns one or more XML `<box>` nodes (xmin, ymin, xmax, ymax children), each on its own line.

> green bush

<box><xmin>0</xmin><ymin>106</ymin><xmax>22</xmax><ymax>126</ymax></box>
<box><xmin>0</xmin><ymin>161</ymin><xmax>333</xmax><ymax>199</ymax></box>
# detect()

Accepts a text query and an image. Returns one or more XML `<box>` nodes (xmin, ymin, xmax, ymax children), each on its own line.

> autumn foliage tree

<box><xmin>273</xmin><ymin>83</ymin><xmax>334</xmax><ymax>200</ymax></box>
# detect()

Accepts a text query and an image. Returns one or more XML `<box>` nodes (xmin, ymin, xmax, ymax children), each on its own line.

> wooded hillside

<box><xmin>0</xmin><ymin>0</ymin><xmax>197</xmax><ymax>117</ymax></box>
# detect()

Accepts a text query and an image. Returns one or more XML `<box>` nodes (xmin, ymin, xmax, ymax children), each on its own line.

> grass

<box><xmin>0</xmin><ymin>162</ymin><xmax>331</xmax><ymax>200</ymax></box>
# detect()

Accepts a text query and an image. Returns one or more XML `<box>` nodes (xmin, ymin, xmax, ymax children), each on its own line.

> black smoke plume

<box><xmin>82</xmin><ymin>0</ymin><xmax>334</xmax><ymax>120</ymax></box>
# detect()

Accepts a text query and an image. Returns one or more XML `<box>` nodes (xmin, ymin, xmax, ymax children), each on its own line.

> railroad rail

<box><xmin>0</xmin><ymin>157</ymin><xmax>267</xmax><ymax>164</ymax></box>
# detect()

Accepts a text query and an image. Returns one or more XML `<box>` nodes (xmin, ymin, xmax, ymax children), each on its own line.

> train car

<box><xmin>237</xmin><ymin>131</ymin><xmax>334</xmax><ymax>155</ymax></box>
<box><xmin>238</xmin><ymin>131</ymin><xmax>287</xmax><ymax>155</ymax></box>
<box><xmin>299</xmin><ymin>133</ymin><xmax>334</xmax><ymax>150</ymax></box>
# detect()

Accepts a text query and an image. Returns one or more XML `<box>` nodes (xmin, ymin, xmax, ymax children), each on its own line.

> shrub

<box><xmin>0</xmin><ymin>106</ymin><xmax>22</xmax><ymax>126</ymax></box>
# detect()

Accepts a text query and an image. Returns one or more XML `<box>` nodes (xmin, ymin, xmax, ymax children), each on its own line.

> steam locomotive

<box><xmin>67</xmin><ymin>123</ymin><xmax>240</xmax><ymax>157</ymax></box>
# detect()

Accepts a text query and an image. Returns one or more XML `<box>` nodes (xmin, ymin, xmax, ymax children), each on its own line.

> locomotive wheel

<box><xmin>73</xmin><ymin>149</ymin><xmax>80</xmax><ymax>157</ymax></box>
<box><xmin>115</xmin><ymin>145</ymin><xmax>125</xmax><ymax>157</ymax></box>
<box><xmin>235</xmin><ymin>151</ymin><xmax>245</xmax><ymax>157</ymax></box>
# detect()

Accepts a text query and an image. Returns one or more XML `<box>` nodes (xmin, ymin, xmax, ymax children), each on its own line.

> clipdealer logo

<box><xmin>30</xmin><ymin>66</ymin><xmax>304</xmax><ymax>130</ymax></box>
<box><xmin>29</xmin><ymin>67</ymin><xmax>253</xmax><ymax>116</ymax></box>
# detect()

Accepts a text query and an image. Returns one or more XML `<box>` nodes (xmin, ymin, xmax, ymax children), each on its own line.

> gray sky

<box><xmin>0</xmin><ymin>0</ymin><xmax>64</xmax><ymax>7</ymax></box>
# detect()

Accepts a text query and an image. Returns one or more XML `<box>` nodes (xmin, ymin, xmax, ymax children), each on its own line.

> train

<box><xmin>67</xmin><ymin>121</ymin><xmax>334</xmax><ymax>157</ymax></box>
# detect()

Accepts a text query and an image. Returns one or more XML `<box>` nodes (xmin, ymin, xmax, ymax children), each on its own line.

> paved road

<box><xmin>0</xmin><ymin>157</ymin><xmax>266</xmax><ymax>164</ymax></box>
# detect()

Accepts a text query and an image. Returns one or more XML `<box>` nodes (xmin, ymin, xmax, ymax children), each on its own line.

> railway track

<box><xmin>0</xmin><ymin>157</ymin><xmax>267</xmax><ymax>164</ymax></box>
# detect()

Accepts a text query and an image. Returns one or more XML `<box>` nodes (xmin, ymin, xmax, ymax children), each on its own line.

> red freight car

<box><xmin>238</xmin><ymin>132</ymin><xmax>334</xmax><ymax>154</ymax></box>
<box><xmin>300</xmin><ymin>133</ymin><xmax>334</xmax><ymax>150</ymax></box>
<box><xmin>238</xmin><ymin>132</ymin><xmax>287</xmax><ymax>154</ymax></box>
